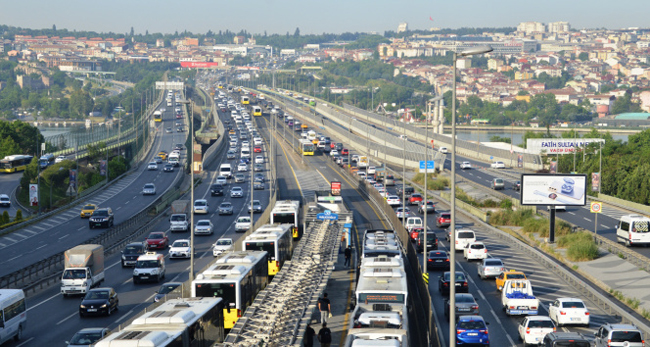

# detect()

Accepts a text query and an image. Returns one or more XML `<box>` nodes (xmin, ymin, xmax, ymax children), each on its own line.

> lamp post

<box><xmin>179</xmin><ymin>98</ymin><xmax>195</xmax><ymax>283</ymax></box>
<box><xmin>449</xmin><ymin>46</ymin><xmax>492</xmax><ymax>343</ymax></box>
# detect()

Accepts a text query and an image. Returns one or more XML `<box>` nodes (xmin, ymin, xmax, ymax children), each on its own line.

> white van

<box><xmin>454</xmin><ymin>229</ymin><xmax>477</xmax><ymax>251</ymax></box>
<box><xmin>219</xmin><ymin>163</ymin><xmax>232</xmax><ymax>178</ymax></box>
<box><xmin>0</xmin><ymin>289</ymin><xmax>26</xmax><ymax>344</ymax></box>
<box><xmin>616</xmin><ymin>214</ymin><xmax>650</xmax><ymax>247</ymax></box>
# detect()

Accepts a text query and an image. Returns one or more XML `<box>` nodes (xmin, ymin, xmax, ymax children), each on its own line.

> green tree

<box><xmin>69</xmin><ymin>90</ymin><xmax>94</xmax><ymax>118</ymax></box>
<box><xmin>578</xmin><ymin>52</ymin><xmax>589</xmax><ymax>61</ymax></box>
<box><xmin>293</xmin><ymin>27</ymin><xmax>300</xmax><ymax>37</ymax></box>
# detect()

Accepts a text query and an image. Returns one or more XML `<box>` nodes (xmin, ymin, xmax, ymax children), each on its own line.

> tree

<box><xmin>294</xmin><ymin>27</ymin><xmax>300</xmax><ymax>37</ymax></box>
<box><xmin>130</xmin><ymin>27</ymin><xmax>135</xmax><ymax>36</ymax></box>
<box><xmin>578</xmin><ymin>52</ymin><xmax>589</xmax><ymax>61</ymax></box>
<box><xmin>52</xmin><ymin>24</ymin><xmax>56</xmax><ymax>32</ymax></box>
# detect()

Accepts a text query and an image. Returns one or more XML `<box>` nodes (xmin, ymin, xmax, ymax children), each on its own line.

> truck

<box><xmin>170</xmin><ymin>200</ymin><xmax>190</xmax><ymax>232</ymax></box>
<box><xmin>61</xmin><ymin>244</ymin><xmax>105</xmax><ymax>296</ymax></box>
<box><xmin>358</xmin><ymin>156</ymin><xmax>369</xmax><ymax>169</ymax></box>
<box><xmin>501</xmin><ymin>279</ymin><xmax>539</xmax><ymax>316</ymax></box>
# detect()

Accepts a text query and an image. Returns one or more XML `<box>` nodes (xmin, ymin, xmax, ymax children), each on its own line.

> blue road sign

<box><xmin>317</xmin><ymin>209</ymin><xmax>339</xmax><ymax>221</ymax></box>
<box><xmin>419</xmin><ymin>160</ymin><xmax>435</xmax><ymax>170</ymax></box>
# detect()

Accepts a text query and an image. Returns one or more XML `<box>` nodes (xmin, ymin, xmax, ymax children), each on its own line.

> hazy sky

<box><xmin>1</xmin><ymin>0</ymin><xmax>649</xmax><ymax>36</ymax></box>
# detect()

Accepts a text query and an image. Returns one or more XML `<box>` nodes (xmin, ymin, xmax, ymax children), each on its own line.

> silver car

<box><xmin>234</xmin><ymin>173</ymin><xmax>246</xmax><ymax>183</ymax></box>
<box><xmin>218</xmin><ymin>202</ymin><xmax>233</xmax><ymax>215</ymax></box>
<box><xmin>194</xmin><ymin>220</ymin><xmax>214</xmax><ymax>235</ymax></box>
<box><xmin>248</xmin><ymin>200</ymin><xmax>263</xmax><ymax>213</ymax></box>
<box><xmin>142</xmin><ymin>183</ymin><xmax>156</xmax><ymax>195</ymax></box>
<box><xmin>477</xmin><ymin>258</ymin><xmax>505</xmax><ymax>279</ymax></box>
<box><xmin>444</xmin><ymin>293</ymin><xmax>479</xmax><ymax>320</ymax></box>
<box><xmin>230</xmin><ymin>187</ymin><xmax>243</xmax><ymax>198</ymax></box>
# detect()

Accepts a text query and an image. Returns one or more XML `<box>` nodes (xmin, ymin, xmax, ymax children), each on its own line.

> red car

<box><xmin>175</xmin><ymin>114</ymin><xmax>182</xmax><ymax>119</ymax></box>
<box><xmin>409</xmin><ymin>193</ymin><xmax>423</xmax><ymax>205</ymax></box>
<box><xmin>330</xmin><ymin>142</ymin><xmax>337</xmax><ymax>149</ymax></box>
<box><xmin>437</xmin><ymin>212</ymin><xmax>451</xmax><ymax>228</ymax></box>
<box><xmin>341</xmin><ymin>148</ymin><xmax>349</xmax><ymax>155</ymax></box>
<box><xmin>253</xmin><ymin>146</ymin><xmax>262</xmax><ymax>153</ymax></box>
<box><xmin>409</xmin><ymin>227</ymin><xmax>425</xmax><ymax>242</ymax></box>
<box><xmin>145</xmin><ymin>231</ymin><xmax>169</xmax><ymax>250</ymax></box>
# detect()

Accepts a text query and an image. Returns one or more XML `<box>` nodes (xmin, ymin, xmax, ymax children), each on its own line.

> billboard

<box><xmin>180</xmin><ymin>61</ymin><xmax>220</xmax><ymax>68</ymax></box>
<box><xmin>591</xmin><ymin>172</ymin><xmax>600</xmax><ymax>192</ymax></box>
<box><xmin>29</xmin><ymin>184</ymin><xmax>38</xmax><ymax>206</ymax></box>
<box><xmin>331</xmin><ymin>181</ymin><xmax>341</xmax><ymax>196</ymax></box>
<box><xmin>520</xmin><ymin>174</ymin><xmax>587</xmax><ymax>206</ymax></box>
<box><xmin>527</xmin><ymin>138</ymin><xmax>605</xmax><ymax>155</ymax></box>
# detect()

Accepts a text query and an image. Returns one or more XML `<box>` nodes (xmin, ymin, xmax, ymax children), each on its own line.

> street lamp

<box><xmin>178</xmin><ymin>98</ymin><xmax>195</xmax><ymax>283</ymax></box>
<box><xmin>449</xmin><ymin>45</ymin><xmax>492</xmax><ymax>343</ymax></box>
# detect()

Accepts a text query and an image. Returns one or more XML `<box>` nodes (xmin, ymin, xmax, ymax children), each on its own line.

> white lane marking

<box><xmin>125</xmin><ymin>200</ymin><xmax>130</xmax><ymax>204</ymax></box>
<box><xmin>56</xmin><ymin>311</ymin><xmax>77</xmax><ymax>325</ymax></box>
<box><xmin>106</xmin><ymin>260</ymin><xmax>122</xmax><ymax>271</ymax></box>
<box><xmin>77</xmin><ymin>226</ymin><xmax>85</xmax><ymax>231</ymax></box>
<box><xmin>3</xmin><ymin>236</ymin><xmax>16</xmax><ymax>242</ymax></box>
<box><xmin>583</xmin><ymin>217</ymin><xmax>591</xmax><ymax>222</ymax></box>
<box><xmin>122</xmin><ymin>277</ymin><xmax>132</xmax><ymax>285</ymax></box>
<box><xmin>36</xmin><ymin>244</ymin><xmax>47</xmax><ymax>250</ymax></box>
<box><xmin>116</xmin><ymin>206</ymin><xmax>122</xmax><ymax>210</ymax></box>
<box><xmin>59</xmin><ymin>234</ymin><xmax>69</xmax><ymax>240</ymax></box>
<box><xmin>7</xmin><ymin>255</ymin><xmax>21</xmax><ymax>262</ymax></box>
<box><xmin>568</xmin><ymin>212</ymin><xmax>576</xmax><ymax>215</ymax></box>
<box><xmin>15</xmin><ymin>337</ymin><xmax>34</xmax><ymax>347</ymax></box>
<box><xmin>27</xmin><ymin>292</ymin><xmax>60</xmax><ymax>311</ymax></box>
<box><xmin>601</xmin><ymin>224</ymin><xmax>608</xmax><ymax>229</ymax></box>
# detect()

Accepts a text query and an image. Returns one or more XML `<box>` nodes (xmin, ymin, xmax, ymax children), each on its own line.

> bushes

<box><xmin>412</xmin><ymin>173</ymin><xmax>449</xmax><ymax>191</ymax></box>
<box><xmin>490</xmin><ymin>209</ymin><xmax>534</xmax><ymax>226</ymax></box>
<box><xmin>559</xmin><ymin>232</ymin><xmax>599</xmax><ymax>261</ymax></box>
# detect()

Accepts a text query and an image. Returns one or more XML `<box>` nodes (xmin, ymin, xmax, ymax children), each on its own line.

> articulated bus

<box><xmin>299</xmin><ymin>139</ymin><xmax>315</xmax><ymax>156</ymax></box>
<box><xmin>243</xmin><ymin>224</ymin><xmax>294</xmax><ymax>276</ymax></box>
<box><xmin>192</xmin><ymin>251</ymin><xmax>268</xmax><ymax>330</ymax></box>
<box><xmin>0</xmin><ymin>289</ymin><xmax>27</xmax><ymax>345</ymax></box>
<box><xmin>270</xmin><ymin>200</ymin><xmax>302</xmax><ymax>239</ymax></box>
<box><xmin>38</xmin><ymin>153</ymin><xmax>55</xmax><ymax>169</ymax></box>
<box><xmin>241</xmin><ymin>96</ymin><xmax>250</xmax><ymax>105</ymax></box>
<box><xmin>153</xmin><ymin>110</ymin><xmax>163</xmax><ymax>122</ymax></box>
<box><xmin>95</xmin><ymin>297</ymin><xmax>225</xmax><ymax>347</ymax></box>
<box><xmin>0</xmin><ymin>155</ymin><xmax>33</xmax><ymax>173</ymax></box>
<box><xmin>252</xmin><ymin>106</ymin><xmax>262</xmax><ymax>116</ymax></box>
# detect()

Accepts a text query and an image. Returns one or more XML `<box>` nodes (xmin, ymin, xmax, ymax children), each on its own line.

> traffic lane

<box><xmin>0</xmin><ymin>172</ymin><xmax>22</xmax><ymax>216</ymax></box>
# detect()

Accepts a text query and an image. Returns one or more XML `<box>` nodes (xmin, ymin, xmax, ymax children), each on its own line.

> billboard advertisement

<box><xmin>591</xmin><ymin>172</ymin><xmax>600</xmax><ymax>192</ymax></box>
<box><xmin>29</xmin><ymin>184</ymin><xmax>38</xmax><ymax>206</ymax></box>
<box><xmin>520</xmin><ymin>174</ymin><xmax>587</xmax><ymax>206</ymax></box>
<box><xmin>100</xmin><ymin>160</ymin><xmax>107</xmax><ymax>176</ymax></box>
<box><xmin>331</xmin><ymin>181</ymin><xmax>341</xmax><ymax>196</ymax></box>
<box><xmin>180</xmin><ymin>61</ymin><xmax>220</xmax><ymax>68</ymax></box>
<box><xmin>527</xmin><ymin>138</ymin><xmax>605</xmax><ymax>155</ymax></box>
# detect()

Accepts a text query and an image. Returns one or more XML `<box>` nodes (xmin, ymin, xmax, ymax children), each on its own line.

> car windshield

<box><xmin>93</xmin><ymin>210</ymin><xmax>108</xmax><ymax>217</ymax></box>
<box><xmin>136</xmin><ymin>260</ymin><xmax>160</xmax><ymax>268</ymax></box>
<box><xmin>83</xmin><ymin>205</ymin><xmax>95</xmax><ymax>210</ymax></box>
<box><xmin>85</xmin><ymin>291</ymin><xmax>109</xmax><ymax>300</ymax></box>
<box><xmin>458</xmin><ymin>320</ymin><xmax>486</xmax><ymax>330</ymax></box>
<box><xmin>125</xmin><ymin>245</ymin><xmax>143</xmax><ymax>254</ymax></box>
<box><xmin>444</xmin><ymin>273</ymin><xmax>466</xmax><ymax>281</ymax></box>
<box><xmin>458</xmin><ymin>232</ymin><xmax>475</xmax><ymax>238</ymax></box>
<box><xmin>69</xmin><ymin>331</ymin><xmax>103</xmax><ymax>344</ymax></box>
<box><xmin>170</xmin><ymin>215</ymin><xmax>185</xmax><ymax>221</ymax></box>
<box><xmin>158</xmin><ymin>284</ymin><xmax>179</xmax><ymax>294</ymax></box>
<box><xmin>62</xmin><ymin>269</ymin><xmax>87</xmax><ymax>279</ymax></box>
<box><xmin>528</xmin><ymin>319</ymin><xmax>555</xmax><ymax>328</ymax></box>
<box><xmin>197</xmin><ymin>221</ymin><xmax>210</xmax><ymax>226</ymax></box>
<box><xmin>172</xmin><ymin>241</ymin><xmax>189</xmax><ymax>247</ymax></box>
<box><xmin>144</xmin><ymin>184</ymin><xmax>154</xmax><ymax>189</ymax></box>
<box><xmin>253</xmin><ymin>201</ymin><xmax>260</xmax><ymax>206</ymax></box>
<box><xmin>148</xmin><ymin>234</ymin><xmax>164</xmax><ymax>240</ymax></box>
<box><xmin>216</xmin><ymin>240</ymin><xmax>232</xmax><ymax>246</ymax></box>
<box><xmin>220</xmin><ymin>203</ymin><xmax>232</xmax><ymax>208</ymax></box>
<box><xmin>507</xmin><ymin>273</ymin><xmax>526</xmax><ymax>279</ymax></box>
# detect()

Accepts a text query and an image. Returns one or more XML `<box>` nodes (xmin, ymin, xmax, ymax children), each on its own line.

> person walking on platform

<box><xmin>344</xmin><ymin>245</ymin><xmax>352</xmax><ymax>268</ymax></box>
<box><xmin>317</xmin><ymin>322</ymin><xmax>332</xmax><ymax>347</ymax></box>
<box><xmin>318</xmin><ymin>293</ymin><xmax>331</xmax><ymax>323</ymax></box>
<box><xmin>304</xmin><ymin>323</ymin><xmax>315</xmax><ymax>347</ymax></box>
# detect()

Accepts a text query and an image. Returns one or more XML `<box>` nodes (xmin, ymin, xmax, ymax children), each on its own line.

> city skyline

<box><xmin>1</xmin><ymin>0</ymin><xmax>650</xmax><ymax>36</ymax></box>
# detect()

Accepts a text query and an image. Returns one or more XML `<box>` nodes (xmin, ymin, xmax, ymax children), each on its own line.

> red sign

<box><xmin>331</xmin><ymin>181</ymin><xmax>341</xmax><ymax>196</ymax></box>
<box><xmin>180</xmin><ymin>62</ymin><xmax>220</xmax><ymax>68</ymax></box>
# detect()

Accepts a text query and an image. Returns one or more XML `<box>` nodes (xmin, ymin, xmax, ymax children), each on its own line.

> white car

<box><xmin>460</xmin><ymin>161</ymin><xmax>472</xmax><ymax>170</ymax></box>
<box><xmin>55</xmin><ymin>155</ymin><xmax>66</xmax><ymax>163</ymax></box>
<box><xmin>490</xmin><ymin>161</ymin><xmax>506</xmax><ymax>169</ymax></box>
<box><xmin>386</xmin><ymin>195</ymin><xmax>401</xmax><ymax>206</ymax></box>
<box><xmin>147</xmin><ymin>162</ymin><xmax>158</xmax><ymax>170</ymax></box>
<box><xmin>193</xmin><ymin>199</ymin><xmax>209</xmax><ymax>214</ymax></box>
<box><xmin>194</xmin><ymin>220</ymin><xmax>214</xmax><ymax>235</ymax></box>
<box><xmin>241</xmin><ymin>141</ymin><xmax>250</xmax><ymax>148</ymax></box>
<box><xmin>0</xmin><ymin>194</ymin><xmax>10</xmax><ymax>207</ymax></box>
<box><xmin>463</xmin><ymin>241</ymin><xmax>488</xmax><ymax>261</ymax></box>
<box><xmin>330</xmin><ymin>150</ymin><xmax>339</xmax><ymax>156</ymax></box>
<box><xmin>548</xmin><ymin>298</ymin><xmax>590</xmax><ymax>327</ymax></box>
<box><xmin>395</xmin><ymin>207</ymin><xmax>411</xmax><ymax>218</ymax></box>
<box><xmin>169</xmin><ymin>239</ymin><xmax>191</xmax><ymax>259</ymax></box>
<box><xmin>216</xmin><ymin>176</ymin><xmax>228</xmax><ymax>185</ymax></box>
<box><xmin>142</xmin><ymin>183</ymin><xmax>156</xmax><ymax>195</ymax></box>
<box><xmin>254</xmin><ymin>137</ymin><xmax>263</xmax><ymax>145</ymax></box>
<box><xmin>237</xmin><ymin>163</ymin><xmax>248</xmax><ymax>172</ymax></box>
<box><xmin>235</xmin><ymin>216</ymin><xmax>251</xmax><ymax>232</ymax></box>
<box><xmin>255</xmin><ymin>155</ymin><xmax>264</xmax><ymax>164</ymax></box>
<box><xmin>439</xmin><ymin>147</ymin><xmax>449</xmax><ymax>154</ymax></box>
<box><xmin>518</xmin><ymin>316</ymin><xmax>556</xmax><ymax>346</ymax></box>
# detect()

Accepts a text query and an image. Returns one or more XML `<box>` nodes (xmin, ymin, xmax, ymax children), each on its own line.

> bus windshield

<box><xmin>194</xmin><ymin>283</ymin><xmax>237</xmax><ymax>306</ymax></box>
<box><xmin>272</xmin><ymin>213</ymin><xmax>295</xmax><ymax>225</ymax></box>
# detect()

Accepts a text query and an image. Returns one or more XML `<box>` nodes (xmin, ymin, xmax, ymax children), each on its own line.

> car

<box><xmin>490</xmin><ymin>161</ymin><xmax>505</xmax><ymax>169</ymax></box>
<box><xmin>330</xmin><ymin>150</ymin><xmax>339</xmax><ymax>156</ymax></box>
<box><xmin>176</xmin><ymin>127</ymin><xmax>184</xmax><ymax>132</ymax></box>
<box><xmin>594</xmin><ymin>323</ymin><xmax>645</xmax><ymax>347</ymax></box>
<box><xmin>495</xmin><ymin>270</ymin><xmax>527</xmax><ymax>291</ymax></box>
<box><xmin>66</xmin><ymin>327</ymin><xmax>110</xmax><ymax>347</ymax></box>
<box><xmin>385</xmin><ymin>175</ymin><xmax>396</xmax><ymax>186</ymax></box>
<box><xmin>238</xmin><ymin>163</ymin><xmax>248</xmax><ymax>172</ymax></box>
<box><xmin>231</xmin><ymin>186</ymin><xmax>244</xmax><ymax>198</ymax></box>
<box><xmin>121</xmin><ymin>242</ymin><xmax>146</xmax><ymax>267</ymax></box>
<box><xmin>491</xmin><ymin>178</ymin><xmax>505</xmax><ymax>190</ymax></box>
<box><xmin>548</xmin><ymin>298</ymin><xmax>590</xmax><ymax>327</ymax></box>
<box><xmin>55</xmin><ymin>155</ymin><xmax>67</xmax><ymax>164</ymax></box>
<box><xmin>212</xmin><ymin>238</ymin><xmax>234</xmax><ymax>257</ymax></box>
<box><xmin>418</xmin><ymin>200</ymin><xmax>435</xmax><ymax>214</ymax></box>
<box><xmin>154</xmin><ymin>156</ymin><xmax>163</xmax><ymax>164</ymax></box>
<box><xmin>142</xmin><ymin>183</ymin><xmax>156</xmax><ymax>195</ymax></box>
<box><xmin>174</xmin><ymin>143</ymin><xmax>184</xmax><ymax>151</ymax></box>
<box><xmin>235</xmin><ymin>216</ymin><xmax>252</xmax><ymax>232</ymax></box>
<box><xmin>254</xmin><ymin>163</ymin><xmax>264</xmax><ymax>172</ymax></box>
<box><xmin>341</xmin><ymin>148</ymin><xmax>349</xmax><ymax>155</ymax></box>
<box><xmin>437</xmin><ymin>212</ymin><xmax>451</xmax><ymax>228</ymax></box>
<box><xmin>216</xmin><ymin>176</ymin><xmax>227</xmax><ymax>185</ymax></box>
<box><xmin>193</xmin><ymin>199</ymin><xmax>209</xmax><ymax>214</ymax></box>
<box><xmin>409</xmin><ymin>193</ymin><xmax>423</xmax><ymax>206</ymax></box>
<box><xmin>464</xmin><ymin>241</ymin><xmax>488</xmax><ymax>261</ymax></box>
<box><xmin>445</xmin><ymin>293</ymin><xmax>479</xmax><ymax>320</ymax></box>
<box><xmin>544</xmin><ymin>332</ymin><xmax>591</xmax><ymax>347</ymax></box>
<box><xmin>165</xmin><ymin>127</ymin><xmax>172</xmax><ymax>134</ymax></box>
<box><xmin>254</xmin><ymin>180</ymin><xmax>265</xmax><ymax>190</ymax></box>
<box><xmin>456</xmin><ymin>315</ymin><xmax>490</xmax><ymax>346</ymax></box>
<box><xmin>234</xmin><ymin>173</ymin><xmax>246</xmax><ymax>183</ymax></box>
<box><xmin>147</xmin><ymin>162</ymin><xmax>158</xmax><ymax>170</ymax></box>
<box><xmin>79</xmin><ymin>288</ymin><xmax>119</xmax><ymax>317</ymax></box>
<box><xmin>168</xmin><ymin>239</ymin><xmax>191</xmax><ymax>259</ymax></box>
<box><xmin>210</xmin><ymin>184</ymin><xmax>224</xmax><ymax>196</ymax></box>
<box><xmin>396</xmin><ymin>186</ymin><xmax>414</xmax><ymax>199</ymax></box>
<box><xmin>477</xmin><ymin>258</ymin><xmax>505</xmax><ymax>279</ymax></box>
<box><xmin>194</xmin><ymin>219</ymin><xmax>214</xmax><ymax>235</ymax></box>
<box><xmin>254</xmin><ymin>173</ymin><xmax>265</xmax><ymax>182</ymax></box>
<box><xmin>438</xmin><ymin>271</ymin><xmax>469</xmax><ymax>295</ymax></box>
<box><xmin>133</xmin><ymin>252</ymin><xmax>166</xmax><ymax>284</ymax></box>
<box><xmin>415</xmin><ymin>231</ymin><xmax>438</xmax><ymax>253</ymax></box>
<box><xmin>248</xmin><ymin>200</ymin><xmax>263</xmax><ymax>213</ymax></box>
<box><xmin>163</xmin><ymin>163</ymin><xmax>174</xmax><ymax>172</ymax></box>
<box><xmin>517</xmin><ymin>316</ymin><xmax>556</xmax><ymax>346</ymax></box>
<box><xmin>255</xmin><ymin>155</ymin><xmax>264</xmax><ymax>164</ymax></box>
<box><xmin>218</xmin><ymin>202</ymin><xmax>234</xmax><ymax>215</ymax></box>
<box><xmin>158</xmin><ymin>151</ymin><xmax>168</xmax><ymax>160</ymax></box>
<box><xmin>227</xmin><ymin>150</ymin><xmax>237</xmax><ymax>159</ymax></box>
<box><xmin>386</xmin><ymin>195</ymin><xmax>401</xmax><ymax>206</ymax></box>
<box><xmin>513</xmin><ymin>180</ymin><xmax>521</xmax><ymax>191</ymax></box>
<box><xmin>0</xmin><ymin>194</ymin><xmax>10</xmax><ymax>208</ymax></box>
<box><xmin>460</xmin><ymin>161</ymin><xmax>472</xmax><ymax>169</ymax></box>
<box><xmin>145</xmin><ymin>231</ymin><xmax>169</xmax><ymax>250</ymax></box>
<box><xmin>89</xmin><ymin>208</ymin><xmax>114</xmax><ymax>229</ymax></box>
<box><xmin>80</xmin><ymin>203</ymin><xmax>97</xmax><ymax>218</ymax></box>
<box><xmin>439</xmin><ymin>147</ymin><xmax>449</xmax><ymax>154</ymax></box>
<box><xmin>395</xmin><ymin>207</ymin><xmax>411</xmax><ymax>219</ymax></box>
<box><xmin>253</xmin><ymin>146</ymin><xmax>262</xmax><ymax>153</ymax></box>
<box><xmin>153</xmin><ymin>282</ymin><xmax>182</xmax><ymax>303</ymax></box>
<box><xmin>427</xmin><ymin>251</ymin><xmax>450</xmax><ymax>271</ymax></box>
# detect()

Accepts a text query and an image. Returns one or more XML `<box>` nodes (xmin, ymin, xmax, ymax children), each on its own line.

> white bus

<box><xmin>95</xmin><ymin>297</ymin><xmax>224</xmax><ymax>347</ymax></box>
<box><xmin>192</xmin><ymin>251</ymin><xmax>268</xmax><ymax>329</ymax></box>
<box><xmin>243</xmin><ymin>224</ymin><xmax>294</xmax><ymax>276</ymax></box>
<box><xmin>270</xmin><ymin>200</ymin><xmax>302</xmax><ymax>239</ymax></box>
<box><xmin>0</xmin><ymin>289</ymin><xmax>26</xmax><ymax>344</ymax></box>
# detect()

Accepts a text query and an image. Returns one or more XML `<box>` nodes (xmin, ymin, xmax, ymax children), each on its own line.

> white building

<box><xmin>548</xmin><ymin>21</ymin><xmax>571</xmax><ymax>33</ymax></box>
<box><xmin>397</xmin><ymin>22</ymin><xmax>409</xmax><ymax>33</ymax></box>
<box><xmin>517</xmin><ymin>22</ymin><xmax>546</xmax><ymax>34</ymax></box>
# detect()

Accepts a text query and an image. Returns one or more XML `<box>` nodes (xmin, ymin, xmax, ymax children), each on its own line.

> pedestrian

<box><xmin>318</xmin><ymin>293</ymin><xmax>331</xmax><ymax>323</ymax></box>
<box><xmin>317</xmin><ymin>322</ymin><xmax>332</xmax><ymax>347</ymax></box>
<box><xmin>344</xmin><ymin>245</ymin><xmax>352</xmax><ymax>268</ymax></box>
<box><xmin>304</xmin><ymin>323</ymin><xmax>315</xmax><ymax>347</ymax></box>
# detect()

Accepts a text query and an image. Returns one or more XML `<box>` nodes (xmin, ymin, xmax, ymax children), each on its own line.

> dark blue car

<box><xmin>456</xmin><ymin>315</ymin><xmax>489</xmax><ymax>345</ymax></box>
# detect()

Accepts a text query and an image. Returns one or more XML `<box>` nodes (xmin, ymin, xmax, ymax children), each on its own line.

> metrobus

<box><xmin>0</xmin><ymin>289</ymin><xmax>27</xmax><ymax>345</ymax></box>
<box><xmin>0</xmin><ymin>155</ymin><xmax>33</xmax><ymax>173</ymax></box>
<box><xmin>154</xmin><ymin>110</ymin><xmax>163</xmax><ymax>122</ymax></box>
<box><xmin>300</xmin><ymin>139</ymin><xmax>315</xmax><ymax>156</ymax></box>
<box><xmin>252</xmin><ymin>106</ymin><xmax>262</xmax><ymax>117</ymax></box>
<box><xmin>243</xmin><ymin>224</ymin><xmax>294</xmax><ymax>276</ymax></box>
<box><xmin>241</xmin><ymin>96</ymin><xmax>250</xmax><ymax>105</ymax></box>
<box><xmin>38</xmin><ymin>153</ymin><xmax>55</xmax><ymax>169</ymax></box>
<box><xmin>95</xmin><ymin>297</ymin><xmax>225</xmax><ymax>347</ymax></box>
<box><xmin>192</xmin><ymin>251</ymin><xmax>268</xmax><ymax>330</ymax></box>
<box><xmin>270</xmin><ymin>200</ymin><xmax>302</xmax><ymax>239</ymax></box>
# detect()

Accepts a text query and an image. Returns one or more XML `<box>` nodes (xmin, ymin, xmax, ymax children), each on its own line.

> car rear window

<box><xmin>611</xmin><ymin>331</ymin><xmax>643</xmax><ymax>342</ymax></box>
<box><xmin>553</xmin><ymin>341</ymin><xmax>590</xmax><ymax>347</ymax></box>
<box><xmin>458</xmin><ymin>232</ymin><xmax>475</xmax><ymax>239</ymax></box>
<box><xmin>458</xmin><ymin>320</ymin><xmax>485</xmax><ymax>330</ymax></box>
<box><xmin>485</xmin><ymin>260</ymin><xmax>502</xmax><ymax>266</ymax></box>
<box><xmin>561</xmin><ymin>301</ymin><xmax>585</xmax><ymax>308</ymax></box>
<box><xmin>528</xmin><ymin>320</ymin><xmax>554</xmax><ymax>328</ymax></box>
<box><xmin>470</xmin><ymin>243</ymin><xmax>484</xmax><ymax>249</ymax></box>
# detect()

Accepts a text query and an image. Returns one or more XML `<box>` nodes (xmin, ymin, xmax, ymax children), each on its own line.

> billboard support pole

<box><xmin>549</xmin><ymin>207</ymin><xmax>556</xmax><ymax>243</ymax></box>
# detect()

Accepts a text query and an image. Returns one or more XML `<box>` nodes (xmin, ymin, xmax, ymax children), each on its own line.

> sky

<box><xmin>1</xmin><ymin>0</ymin><xmax>650</xmax><ymax>36</ymax></box>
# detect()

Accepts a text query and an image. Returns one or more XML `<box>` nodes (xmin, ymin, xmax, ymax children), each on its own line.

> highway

<box><xmin>3</xmin><ymin>96</ymin><xmax>277</xmax><ymax>346</ymax></box>
<box><xmin>0</xmin><ymin>173</ymin><xmax>23</xmax><ymax>217</ymax></box>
